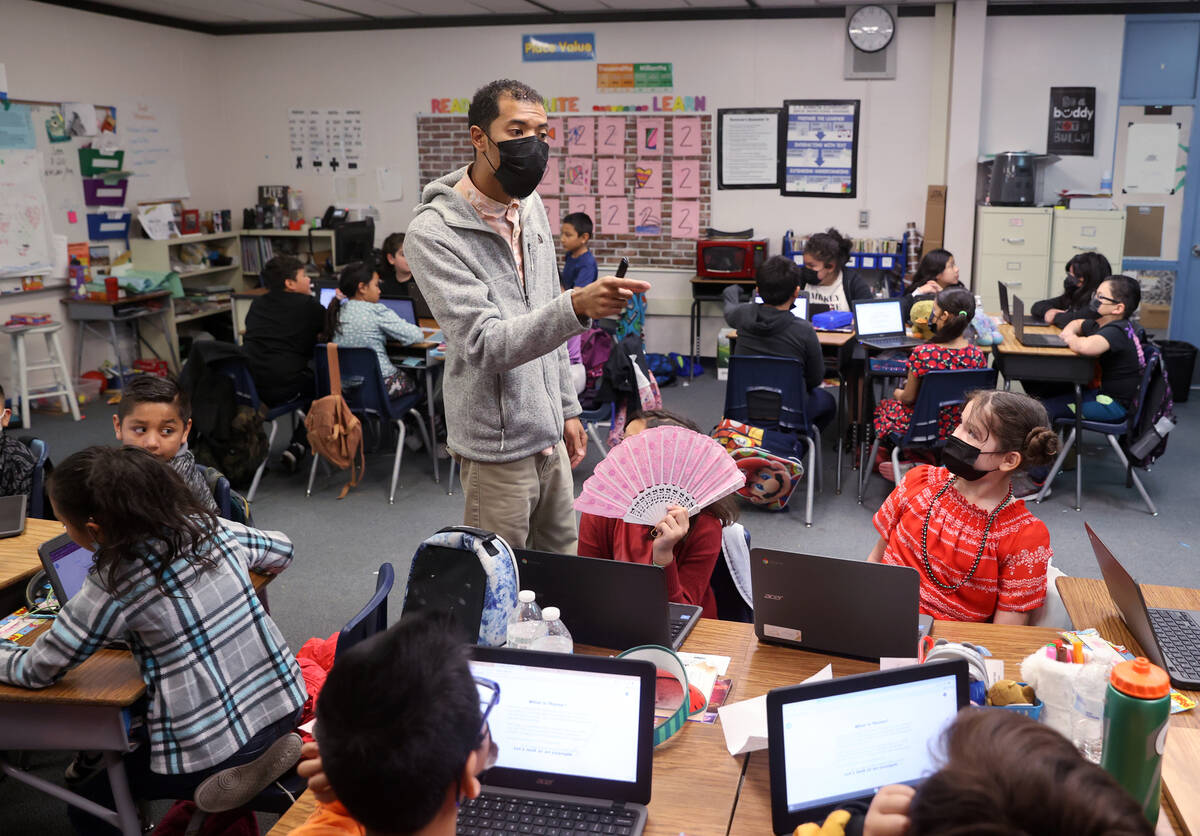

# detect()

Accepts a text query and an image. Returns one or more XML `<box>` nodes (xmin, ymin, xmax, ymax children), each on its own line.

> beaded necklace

<box><xmin>920</xmin><ymin>476</ymin><xmax>1012</xmax><ymax>592</ymax></box>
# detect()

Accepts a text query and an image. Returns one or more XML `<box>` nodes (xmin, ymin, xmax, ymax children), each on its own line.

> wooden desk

<box><xmin>0</xmin><ymin>518</ymin><xmax>67</xmax><ymax>591</ymax></box>
<box><xmin>1058</xmin><ymin>576</ymin><xmax>1200</xmax><ymax>836</ymax></box>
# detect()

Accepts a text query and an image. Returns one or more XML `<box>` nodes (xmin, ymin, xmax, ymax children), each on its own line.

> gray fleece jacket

<box><xmin>406</xmin><ymin>167</ymin><xmax>586</xmax><ymax>463</ymax></box>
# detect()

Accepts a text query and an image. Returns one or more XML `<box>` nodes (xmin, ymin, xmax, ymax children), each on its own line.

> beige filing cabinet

<box><xmin>1050</xmin><ymin>208</ymin><xmax>1125</xmax><ymax>289</ymax></box>
<box><xmin>973</xmin><ymin>206</ymin><xmax>1054</xmax><ymax>315</ymax></box>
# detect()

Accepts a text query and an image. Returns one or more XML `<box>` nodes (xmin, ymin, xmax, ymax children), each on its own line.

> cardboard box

<box><xmin>1141</xmin><ymin>303</ymin><xmax>1170</xmax><ymax>332</ymax></box>
<box><xmin>922</xmin><ymin>185</ymin><xmax>947</xmax><ymax>254</ymax></box>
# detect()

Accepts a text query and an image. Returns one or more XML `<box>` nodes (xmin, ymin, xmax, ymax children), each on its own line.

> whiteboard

<box><xmin>118</xmin><ymin>99</ymin><xmax>190</xmax><ymax>202</ymax></box>
<box><xmin>0</xmin><ymin>150</ymin><xmax>56</xmax><ymax>276</ymax></box>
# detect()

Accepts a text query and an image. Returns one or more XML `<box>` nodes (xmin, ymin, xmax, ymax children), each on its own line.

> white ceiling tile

<box><xmin>594</xmin><ymin>0</ymin><xmax>690</xmax><ymax>9</ymax></box>
<box><xmin>95</xmin><ymin>0</ymin><xmax>247</xmax><ymax>22</ymax></box>
<box><xmin>298</xmin><ymin>0</ymin><xmax>418</xmax><ymax>15</ymax></box>
<box><xmin>534</xmin><ymin>0</ymin><xmax>615</xmax><ymax>10</ymax></box>
<box><xmin>684</xmin><ymin>0</ymin><xmax>754</xmax><ymax>8</ymax></box>
<box><xmin>470</xmin><ymin>0</ymin><xmax>560</xmax><ymax>13</ymax></box>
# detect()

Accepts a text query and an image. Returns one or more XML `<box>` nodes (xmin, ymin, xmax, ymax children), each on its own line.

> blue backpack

<box><xmin>401</xmin><ymin>526</ymin><xmax>519</xmax><ymax>646</ymax></box>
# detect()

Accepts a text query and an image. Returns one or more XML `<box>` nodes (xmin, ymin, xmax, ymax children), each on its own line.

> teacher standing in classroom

<box><xmin>407</xmin><ymin>79</ymin><xmax>649</xmax><ymax>553</ymax></box>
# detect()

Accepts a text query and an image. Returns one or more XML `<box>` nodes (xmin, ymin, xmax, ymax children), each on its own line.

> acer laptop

<box><xmin>852</xmin><ymin>298</ymin><xmax>923</xmax><ymax>350</ymax></box>
<box><xmin>766</xmin><ymin>660</ymin><xmax>969</xmax><ymax>835</ymax></box>
<box><xmin>0</xmin><ymin>494</ymin><xmax>26</xmax><ymax>539</ymax></box>
<box><xmin>998</xmin><ymin>281</ymin><xmax>1041</xmax><ymax>327</ymax></box>
<box><xmin>1086</xmin><ymin>523</ymin><xmax>1200</xmax><ymax>689</ymax></box>
<box><xmin>1012</xmin><ymin>295</ymin><xmax>1067</xmax><ymax>348</ymax></box>
<box><xmin>462</xmin><ymin>647</ymin><xmax>656</xmax><ymax>836</ymax></box>
<box><xmin>751</xmin><ymin>548</ymin><xmax>931</xmax><ymax>660</ymax></box>
<box><xmin>37</xmin><ymin>532</ymin><xmax>95</xmax><ymax>604</ymax></box>
<box><xmin>516</xmin><ymin>550</ymin><xmax>701</xmax><ymax>651</ymax></box>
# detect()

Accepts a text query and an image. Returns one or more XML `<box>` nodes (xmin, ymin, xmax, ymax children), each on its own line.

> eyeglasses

<box><xmin>474</xmin><ymin>676</ymin><xmax>501</xmax><ymax>771</ymax></box>
<box><xmin>1093</xmin><ymin>292</ymin><xmax>1119</xmax><ymax>306</ymax></box>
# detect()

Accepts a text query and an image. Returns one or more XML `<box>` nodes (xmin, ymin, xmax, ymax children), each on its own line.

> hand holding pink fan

<box><xmin>574</xmin><ymin>425</ymin><xmax>745</xmax><ymax>525</ymax></box>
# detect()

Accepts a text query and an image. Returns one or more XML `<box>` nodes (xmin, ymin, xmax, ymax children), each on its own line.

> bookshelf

<box><xmin>239</xmin><ymin>229</ymin><xmax>339</xmax><ymax>280</ymax></box>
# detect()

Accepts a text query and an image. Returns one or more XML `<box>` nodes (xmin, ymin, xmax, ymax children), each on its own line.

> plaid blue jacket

<box><xmin>0</xmin><ymin>520</ymin><xmax>306</xmax><ymax>774</ymax></box>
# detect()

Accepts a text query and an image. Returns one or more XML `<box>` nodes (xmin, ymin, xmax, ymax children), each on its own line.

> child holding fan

<box><xmin>868</xmin><ymin>391</ymin><xmax>1059</xmax><ymax>624</ymax></box>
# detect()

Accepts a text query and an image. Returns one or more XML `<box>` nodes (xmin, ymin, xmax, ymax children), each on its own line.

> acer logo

<box><xmin>764</xmin><ymin>594</ymin><xmax>784</xmax><ymax>601</ymax></box>
<box><xmin>536</xmin><ymin>778</ymin><xmax>555</xmax><ymax>786</ymax></box>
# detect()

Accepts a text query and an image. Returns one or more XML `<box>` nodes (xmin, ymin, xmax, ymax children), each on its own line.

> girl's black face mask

<box><xmin>1064</xmin><ymin>274</ymin><xmax>1081</xmax><ymax>293</ymax></box>
<box><xmin>484</xmin><ymin>134</ymin><xmax>549</xmax><ymax>199</ymax></box>
<box><xmin>942</xmin><ymin>436</ymin><xmax>1000</xmax><ymax>481</ymax></box>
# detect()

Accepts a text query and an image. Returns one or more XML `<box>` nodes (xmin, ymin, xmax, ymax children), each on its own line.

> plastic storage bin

<box><xmin>87</xmin><ymin>212</ymin><xmax>132</xmax><ymax>241</ymax></box>
<box><xmin>77</xmin><ymin>148</ymin><xmax>125</xmax><ymax>177</ymax></box>
<box><xmin>82</xmin><ymin>178</ymin><xmax>129</xmax><ymax>207</ymax></box>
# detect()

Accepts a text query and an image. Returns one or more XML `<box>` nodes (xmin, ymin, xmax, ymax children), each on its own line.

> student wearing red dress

<box><xmin>868</xmin><ymin>390</ymin><xmax>1059</xmax><ymax>624</ymax></box>
<box><xmin>577</xmin><ymin>409</ymin><xmax>739</xmax><ymax>618</ymax></box>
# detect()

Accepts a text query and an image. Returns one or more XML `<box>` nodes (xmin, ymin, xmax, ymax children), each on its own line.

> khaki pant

<box><xmin>459</xmin><ymin>440</ymin><xmax>578</xmax><ymax>554</ymax></box>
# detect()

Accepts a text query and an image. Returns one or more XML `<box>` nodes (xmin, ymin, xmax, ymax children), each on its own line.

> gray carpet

<box><xmin>3</xmin><ymin>370</ymin><xmax>1195</xmax><ymax>833</ymax></box>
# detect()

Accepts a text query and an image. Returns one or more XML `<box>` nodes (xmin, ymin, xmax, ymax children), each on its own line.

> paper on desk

<box><xmin>880</xmin><ymin>657</ymin><xmax>1004</xmax><ymax>686</ymax></box>
<box><xmin>677</xmin><ymin>652</ymin><xmax>731</xmax><ymax>707</ymax></box>
<box><xmin>718</xmin><ymin>663</ymin><xmax>831</xmax><ymax>756</ymax></box>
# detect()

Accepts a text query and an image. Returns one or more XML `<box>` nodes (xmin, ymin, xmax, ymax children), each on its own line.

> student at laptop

<box><xmin>900</xmin><ymin>248</ymin><xmax>965</xmax><ymax>324</ymax></box>
<box><xmin>721</xmin><ymin>255</ymin><xmax>836</xmax><ymax>429</ymax></box>
<box><xmin>1031</xmin><ymin>251</ymin><xmax>1110</xmax><ymax>329</ymax></box>
<box><xmin>113</xmin><ymin>374</ymin><xmax>220</xmax><ymax>514</ymax></box>
<box><xmin>377</xmin><ymin>231</ymin><xmax>433</xmax><ymax>320</ymax></box>
<box><xmin>0</xmin><ymin>446</ymin><xmax>306</xmax><ymax>829</ymax></box>
<box><xmin>868</xmin><ymin>391</ymin><xmax>1058</xmax><ymax>623</ymax></box>
<box><xmin>801</xmin><ymin>228</ymin><xmax>874</xmax><ymax>312</ymax></box>
<box><xmin>872</xmin><ymin>289</ymin><xmax>987</xmax><ymax>479</ymax></box>
<box><xmin>578</xmin><ymin>409</ymin><xmax>739</xmax><ymax>618</ymax></box>
<box><xmin>0</xmin><ymin>388</ymin><xmax>35</xmax><ymax>499</ymax></box>
<box><xmin>287</xmin><ymin>613</ymin><xmax>497</xmax><ymax>836</ymax></box>
<box><xmin>794</xmin><ymin>709</ymin><xmax>1152</xmax><ymax>836</ymax></box>
<box><xmin>328</xmin><ymin>261</ymin><xmax>426</xmax><ymax>399</ymax></box>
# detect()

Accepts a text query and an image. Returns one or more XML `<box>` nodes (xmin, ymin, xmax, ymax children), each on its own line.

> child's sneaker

<box><xmin>194</xmin><ymin>733</ymin><xmax>302</xmax><ymax>813</ymax></box>
<box><xmin>280</xmin><ymin>442</ymin><xmax>305</xmax><ymax>474</ymax></box>
<box><xmin>65</xmin><ymin>751</ymin><xmax>105</xmax><ymax>785</ymax></box>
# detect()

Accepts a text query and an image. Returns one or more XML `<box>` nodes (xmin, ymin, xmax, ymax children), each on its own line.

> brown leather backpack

<box><xmin>305</xmin><ymin>343</ymin><xmax>364</xmax><ymax>499</ymax></box>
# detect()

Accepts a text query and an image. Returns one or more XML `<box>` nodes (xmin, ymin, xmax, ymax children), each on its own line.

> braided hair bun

<box><xmin>1022</xmin><ymin>427</ymin><xmax>1061</xmax><ymax>468</ymax></box>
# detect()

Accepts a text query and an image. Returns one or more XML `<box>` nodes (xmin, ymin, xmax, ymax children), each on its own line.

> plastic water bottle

<box><xmin>531</xmin><ymin>607</ymin><xmax>573</xmax><ymax>654</ymax></box>
<box><xmin>1100</xmin><ymin>657</ymin><xmax>1171</xmax><ymax>823</ymax></box>
<box><xmin>506</xmin><ymin>590</ymin><xmax>546</xmax><ymax>650</ymax></box>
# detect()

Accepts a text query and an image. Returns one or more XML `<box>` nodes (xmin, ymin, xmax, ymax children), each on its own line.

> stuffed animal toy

<box><xmin>910</xmin><ymin>299</ymin><xmax>936</xmax><ymax>341</ymax></box>
<box><xmin>987</xmin><ymin>679</ymin><xmax>1037</xmax><ymax>706</ymax></box>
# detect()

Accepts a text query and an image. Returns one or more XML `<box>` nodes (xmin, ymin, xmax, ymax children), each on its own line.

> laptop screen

<box><xmin>318</xmin><ymin>287</ymin><xmax>337</xmax><ymax>308</ymax></box>
<box><xmin>47</xmin><ymin>540</ymin><xmax>95</xmax><ymax>601</ymax></box>
<box><xmin>470</xmin><ymin>657</ymin><xmax>643</xmax><ymax>784</ymax></box>
<box><xmin>778</xmin><ymin>671</ymin><xmax>958</xmax><ymax>813</ymax></box>
<box><xmin>854</xmin><ymin>300</ymin><xmax>903</xmax><ymax>337</ymax></box>
<box><xmin>316</xmin><ymin>289</ymin><xmax>416</xmax><ymax>324</ymax></box>
<box><xmin>754</xmin><ymin>294</ymin><xmax>809</xmax><ymax>320</ymax></box>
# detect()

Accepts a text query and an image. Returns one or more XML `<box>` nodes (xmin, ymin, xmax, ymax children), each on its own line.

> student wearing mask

<box><xmin>801</xmin><ymin>228</ymin><xmax>874</xmax><ymax>311</ymax></box>
<box><xmin>1032</xmin><ymin>251</ymin><xmax>1111</xmax><ymax>329</ymax></box>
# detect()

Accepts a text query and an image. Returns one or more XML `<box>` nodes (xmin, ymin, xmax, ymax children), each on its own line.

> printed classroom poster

<box><xmin>782</xmin><ymin>100</ymin><xmax>859</xmax><ymax>197</ymax></box>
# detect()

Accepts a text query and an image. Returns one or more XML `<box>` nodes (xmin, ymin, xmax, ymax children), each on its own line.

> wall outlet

<box><xmin>858</xmin><ymin>210</ymin><xmax>869</xmax><ymax>228</ymax></box>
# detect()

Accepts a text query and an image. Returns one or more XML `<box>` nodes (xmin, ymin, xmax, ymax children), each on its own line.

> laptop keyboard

<box><xmin>1148</xmin><ymin>609</ymin><xmax>1200</xmax><ymax>678</ymax></box>
<box><xmin>458</xmin><ymin>795</ymin><xmax>638</xmax><ymax>836</ymax></box>
<box><xmin>863</xmin><ymin>336</ymin><xmax>910</xmax><ymax>348</ymax></box>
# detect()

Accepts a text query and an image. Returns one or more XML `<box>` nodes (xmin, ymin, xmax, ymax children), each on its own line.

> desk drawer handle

<box><xmin>1002</xmin><ymin>237</ymin><xmax>1026</xmax><ymax>245</ymax></box>
<box><xmin>1072</xmin><ymin>245</ymin><xmax>1098</xmax><ymax>251</ymax></box>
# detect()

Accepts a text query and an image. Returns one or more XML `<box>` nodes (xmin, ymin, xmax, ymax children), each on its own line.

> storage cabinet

<box><xmin>973</xmin><ymin>207</ymin><xmax>1053</xmax><ymax>315</ymax></box>
<box><xmin>1050</xmin><ymin>209</ymin><xmax>1125</xmax><ymax>290</ymax></box>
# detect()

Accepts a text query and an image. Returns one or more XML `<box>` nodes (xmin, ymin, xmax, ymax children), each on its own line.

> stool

<box><xmin>5</xmin><ymin>322</ymin><xmax>82</xmax><ymax>429</ymax></box>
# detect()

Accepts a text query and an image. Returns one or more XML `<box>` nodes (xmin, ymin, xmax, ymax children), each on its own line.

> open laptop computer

<box><xmin>37</xmin><ymin>532</ymin><xmax>96</xmax><ymax>604</ymax></box>
<box><xmin>766</xmin><ymin>660</ymin><xmax>969</xmax><ymax>835</ymax></box>
<box><xmin>462</xmin><ymin>646</ymin><xmax>656</xmax><ymax>836</ymax></box>
<box><xmin>516</xmin><ymin>550</ymin><xmax>702</xmax><ymax>651</ymax></box>
<box><xmin>1086</xmin><ymin>523</ymin><xmax>1200</xmax><ymax>689</ymax></box>
<box><xmin>852</xmin><ymin>298</ymin><xmax>923</xmax><ymax>350</ymax></box>
<box><xmin>0</xmin><ymin>494</ymin><xmax>26</xmax><ymax>539</ymax></box>
<box><xmin>318</xmin><ymin>287</ymin><xmax>417</xmax><ymax>325</ymax></box>
<box><xmin>998</xmin><ymin>281</ymin><xmax>1041</xmax><ymax>327</ymax></box>
<box><xmin>751</xmin><ymin>548</ymin><xmax>932</xmax><ymax>660</ymax></box>
<box><xmin>755</xmin><ymin>292</ymin><xmax>810</xmax><ymax>321</ymax></box>
<box><xmin>1012</xmin><ymin>295</ymin><xmax>1067</xmax><ymax>348</ymax></box>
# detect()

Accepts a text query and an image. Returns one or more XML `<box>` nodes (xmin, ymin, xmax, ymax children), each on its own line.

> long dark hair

<box><xmin>326</xmin><ymin>261</ymin><xmax>376</xmax><ymax>338</ymax></box>
<box><xmin>803</xmin><ymin>228</ymin><xmax>852</xmax><ymax>270</ymax></box>
<box><xmin>906</xmin><ymin>248</ymin><xmax>955</xmax><ymax>294</ymax></box>
<box><xmin>48</xmin><ymin>446</ymin><xmax>218</xmax><ymax>595</ymax></box>
<box><xmin>1065</xmin><ymin>252</ymin><xmax>1112</xmax><ymax>309</ymax></box>
<box><xmin>632</xmin><ymin>408</ymin><xmax>740</xmax><ymax>527</ymax></box>
<box><xmin>929</xmin><ymin>287</ymin><xmax>975</xmax><ymax>344</ymax></box>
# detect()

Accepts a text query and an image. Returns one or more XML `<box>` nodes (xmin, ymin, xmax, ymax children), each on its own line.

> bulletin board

<box><xmin>417</xmin><ymin>114</ymin><xmax>712</xmax><ymax>271</ymax></box>
<box><xmin>1112</xmin><ymin>104</ymin><xmax>1192</xmax><ymax>263</ymax></box>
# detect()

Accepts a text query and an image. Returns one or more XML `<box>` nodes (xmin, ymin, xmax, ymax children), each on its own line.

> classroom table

<box><xmin>0</xmin><ymin>518</ymin><xmax>68</xmax><ymax>614</ymax></box>
<box><xmin>62</xmin><ymin>290</ymin><xmax>179</xmax><ymax>380</ymax></box>
<box><xmin>1057</xmin><ymin>576</ymin><xmax>1200</xmax><ymax>836</ymax></box>
<box><xmin>990</xmin><ymin>321</ymin><xmax>1094</xmax><ymax>511</ymax></box>
<box><xmin>687</xmin><ymin>277</ymin><xmax>757</xmax><ymax>388</ymax></box>
<box><xmin>0</xmin><ymin>571</ymin><xmax>276</xmax><ymax>836</ymax></box>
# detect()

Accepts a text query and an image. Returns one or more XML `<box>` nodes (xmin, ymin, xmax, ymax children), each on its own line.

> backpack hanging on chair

<box><xmin>305</xmin><ymin>344</ymin><xmax>365</xmax><ymax>499</ymax></box>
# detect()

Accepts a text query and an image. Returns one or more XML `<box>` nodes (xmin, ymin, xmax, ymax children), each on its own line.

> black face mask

<box><xmin>483</xmin><ymin>134</ymin><xmax>549</xmax><ymax>199</ymax></box>
<box><xmin>928</xmin><ymin>315</ymin><xmax>941</xmax><ymax>334</ymax></box>
<box><xmin>1064</xmin><ymin>274</ymin><xmax>1081</xmax><ymax>293</ymax></box>
<box><xmin>942</xmin><ymin>436</ymin><xmax>999</xmax><ymax>481</ymax></box>
<box><xmin>1088</xmin><ymin>297</ymin><xmax>1103</xmax><ymax>313</ymax></box>
<box><xmin>799</xmin><ymin>266</ymin><xmax>820</xmax><ymax>285</ymax></box>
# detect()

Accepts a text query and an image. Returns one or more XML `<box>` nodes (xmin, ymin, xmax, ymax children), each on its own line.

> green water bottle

<box><xmin>1100</xmin><ymin>657</ymin><xmax>1171</xmax><ymax>823</ymax></box>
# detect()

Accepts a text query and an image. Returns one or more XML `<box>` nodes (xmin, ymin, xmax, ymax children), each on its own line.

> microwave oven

<box><xmin>696</xmin><ymin>240</ymin><xmax>767</xmax><ymax>279</ymax></box>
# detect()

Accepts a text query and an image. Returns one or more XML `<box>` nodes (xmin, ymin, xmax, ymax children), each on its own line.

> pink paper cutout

<box><xmin>597</xmin><ymin>117</ymin><xmax>625</xmax><ymax>154</ymax></box>
<box><xmin>636</xmin><ymin>117</ymin><xmax>665</xmax><ymax>156</ymax></box>
<box><xmin>671</xmin><ymin>201</ymin><xmax>699</xmax><ymax>239</ymax></box>
<box><xmin>597</xmin><ymin>158</ymin><xmax>625</xmax><ymax>196</ymax></box>
<box><xmin>537</xmin><ymin>157</ymin><xmax>560</xmax><ymax>196</ymax></box>
<box><xmin>67</xmin><ymin>211</ymin><xmax>78</xmax><ymax>224</ymax></box>
<box><xmin>672</xmin><ymin>159</ymin><xmax>700</xmax><ymax>199</ymax></box>
<box><xmin>542</xmin><ymin>198</ymin><xmax>561</xmax><ymax>234</ymax></box>
<box><xmin>599</xmin><ymin>197</ymin><xmax>629</xmax><ymax>235</ymax></box>
<box><xmin>567</xmin><ymin>196</ymin><xmax>595</xmax><ymax>224</ymax></box>
<box><xmin>673</xmin><ymin>116</ymin><xmax>701</xmax><ymax>155</ymax></box>
<box><xmin>546</xmin><ymin>118</ymin><xmax>564</xmax><ymax>149</ymax></box>
<box><xmin>634</xmin><ymin>159</ymin><xmax>662</xmax><ymax>198</ymax></box>
<box><xmin>563</xmin><ymin>157</ymin><xmax>593</xmax><ymax>195</ymax></box>
<box><xmin>634</xmin><ymin>199</ymin><xmax>662</xmax><ymax>236</ymax></box>
<box><xmin>566</xmin><ymin>117</ymin><xmax>594</xmax><ymax>155</ymax></box>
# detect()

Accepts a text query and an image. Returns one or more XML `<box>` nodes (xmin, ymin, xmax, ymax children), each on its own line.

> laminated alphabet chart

<box><xmin>781</xmin><ymin>100</ymin><xmax>859</xmax><ymax>198</ymax></box>
<box><xmin>418</xmin><ymin>114</ymin><xmax>712</xmax><ymax>268</ymax></box>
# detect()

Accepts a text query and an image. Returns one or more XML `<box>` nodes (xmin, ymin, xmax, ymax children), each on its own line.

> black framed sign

<box><xmin>780</xmin><ymin>99</ymin><xmax>860</xmax><ymax>198</ymax></box>
<box><xmin>1047</xmin><ymin>87</ymin><xmax>1096</xmax><ymax>157</ymax></box>
<box><xmin>717</xmin><ymin>108</ymin><xmax>782</xmax><ymax>189</ymax></box>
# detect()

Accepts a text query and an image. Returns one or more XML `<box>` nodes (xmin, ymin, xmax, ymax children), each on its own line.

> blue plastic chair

<box><xmin>308</xmin><ymin>345</ymin><xmax>434</xmax><ymax>504</ymax></box>
<box><xmin>336</xmin><ymin>562</ymin><xmax>395</xmax><ymax>661</ymax></box>
<box><xmin>213</xmin><ymin>357</ymin><xmax>310</xmax><ymax>502</ymax></box>
<box><xmin>1034</xmin><ymin>349</ymin><xmax>1160</xmax><ymax>516</ymax></box>
<box><xmin>193</xmin><ymin>463</ymin><xmax>233</xmax><ymax>520</ymax></box>
<box><xmin>25</xmin><ymin>438</ymin><xmax>47</xmax><ymax>519</ymax></box>
<box><xmin>858</xmin><ymin>368</ymin><xmax>998</xmax><ymax>503</ymax></box>
<box><xmin>723</xmin><ymin>355</ymin><xmax>822</xmax><ymax>526</ymax></box>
